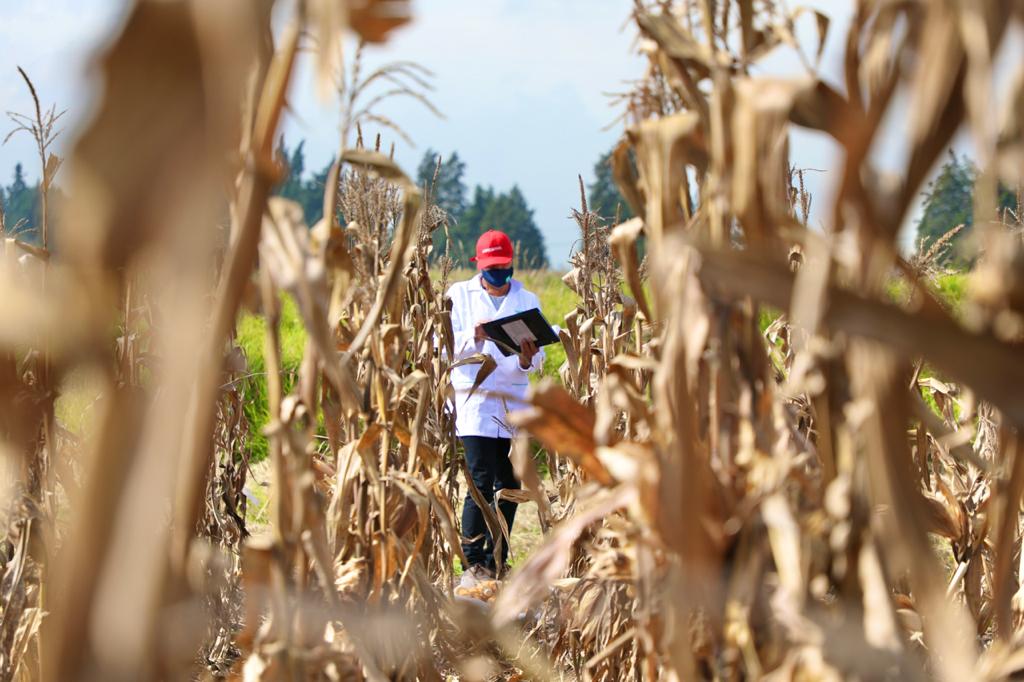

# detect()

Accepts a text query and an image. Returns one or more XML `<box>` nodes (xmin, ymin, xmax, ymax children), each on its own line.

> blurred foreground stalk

<box><xmin>1</xmin><ymin>0</ymin><xmax>1024</xmax><ymax>681</ymax></box>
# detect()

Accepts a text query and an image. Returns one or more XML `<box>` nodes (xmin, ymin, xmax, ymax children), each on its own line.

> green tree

<box><xmin>479</xmin><ymin>185</ymin><xmax>548</xmax><ymax>268</ymax></box>
<box><xmin>302</xmin><ymin>160</ymin><xmax>332</xmax><ymax>226</ymax></box>
<box><xmin>460</xmin><ymin>185</ymin><xmax>493</xmax><ymax>236</ymax></box>
<box><xmin>445</xmin><ymin>184</ymin><xmax>496</xmax><ymax>264</ymax></box>
<box><xmin>915</xmin><ymin>150</ymin><xmax>1017</xmax><ymax>266</ymax></box>
<box><xmin>3</xmin><ymin>164</ymin><xmax>40</xmax><ymax>242</ymax></box>
<box><xmin>916</xmin><ymin>151</ymin><xmax>975</xmax><ymax>265</ymax></box>
<box><xmin>417</xmin><ymin>149</ymin><xmax>467</xmax><ymax>219</ymax></box>
<box><xmin>587</xmin><ymin>149</ymin><xmax>633</xmax><ymax>222</ymax></box>
<box><xmin>275</xmin><ymin>137</ymin><xmax>306</xmax><ymax>202</ymax></box>
<box><xmin>273</xmin><ymin>137</ymin><xmax>332</xmax><ymax>226</ymax></box>
<box><xmin>417</xmin><ymin>149</ymin><xmax>468</xmax><ymax>259</ymax></box>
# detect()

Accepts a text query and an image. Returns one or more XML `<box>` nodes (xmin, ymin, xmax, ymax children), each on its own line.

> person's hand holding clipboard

<box><xmin>479</xmin><ymin>308</ymin><xmax>561</xmax><ymax>359</ymax></box>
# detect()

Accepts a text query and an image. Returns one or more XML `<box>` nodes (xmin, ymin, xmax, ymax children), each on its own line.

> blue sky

<box><xmin>0</xmin><ymin>0</ymin><xmax>645</xmax><ymax>266</ymax></box>
<box><xmin>0</xmin><ymin>0</ymin><xmax>1005</xmax><ymax>266</ymax></box>
<box><xmin>280</xmin><ymin>0</ymin><xmax>647</xmax><ymax>265</ymax></box>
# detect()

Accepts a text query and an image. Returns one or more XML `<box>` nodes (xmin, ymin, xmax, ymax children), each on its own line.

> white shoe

<box><xmin>458</xmin><ymin>564</ymin><xmax>495</xmax><ymax>591</ymax></box>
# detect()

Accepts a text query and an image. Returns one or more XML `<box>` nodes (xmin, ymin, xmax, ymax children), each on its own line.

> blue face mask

<box><xmin>481</xmin><ymin>267</ymin><xmax>513</xmax><ymax>287</ymax></box>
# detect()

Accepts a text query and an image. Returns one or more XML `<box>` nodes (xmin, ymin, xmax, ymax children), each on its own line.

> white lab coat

<box><xmin>446</xmin><ymin>275</ymin><xmax>545</xmax><ymax>438</ymax></box>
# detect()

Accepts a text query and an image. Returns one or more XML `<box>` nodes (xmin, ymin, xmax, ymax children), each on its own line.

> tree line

<box><xmin>915</xmin><ymin>150</ymin><xmax>1021</xmax><ymax>266</ymax></box>
<box><xmin>0</xmin><ymin>139</ymin><xmax>633</xmax><ymax>267</ymax></box>
<box><xmin>414</xmin><ymin>150</ymin><xmax>549</xmax><ymax>267</ymax></box>
<box><xmin>47</xmin><ymin>138</ymin><xmax>1019</xmax><ymax>268</ymax></box>
<box><xmin>271</xmin><ymin>138</ymin><xmax>635</xmax><ymax>270</ymax></box>
<box><xmin>0</xmin><ymin>163</ymin><xmax>51</xmax><ymax>244</ymax></box>
<box><xmin>271</xmin><ymin>139</ymin><xmax>555</xmax><ymax>268</ymax></box>
<box><xmin>268</xmin><ymin>142</ymin><xmax>1013</xmax><ymax>270</ymax></box>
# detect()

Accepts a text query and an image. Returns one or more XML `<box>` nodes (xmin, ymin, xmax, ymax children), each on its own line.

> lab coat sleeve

<box><xmin>447</xmin><ymin>286</ymin><xmax>482</xmax><ymax>361</ymax></box>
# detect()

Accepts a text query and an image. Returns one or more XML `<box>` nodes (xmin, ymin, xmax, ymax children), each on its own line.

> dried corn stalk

<box><xmin>1</xmin><ymin>0</ymin><xmax>1024</xmax><ymax>681</ymax></box>
<box><xmin>495</xmin><ymin>2</ymin><xmax>1024</xmax><ymax>680</ymax></box>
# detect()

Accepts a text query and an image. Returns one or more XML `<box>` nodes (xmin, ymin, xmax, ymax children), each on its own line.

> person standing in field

<box><xmin>446</xmin><ymin>229</ymin><xmax>544</xmax><ymax>588</ymax></box>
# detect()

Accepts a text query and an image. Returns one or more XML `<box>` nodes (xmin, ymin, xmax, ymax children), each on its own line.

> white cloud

<box><xmin>282</xmin><ymin>0</ymin><xmax>644</xmax><ymax>266</ymax></box>
<box><xmin>387</xmin><ymin>0</ymin><xmax>640</xmax><ymax>121</ymax></box>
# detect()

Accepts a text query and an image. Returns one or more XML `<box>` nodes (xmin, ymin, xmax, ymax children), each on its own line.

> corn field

<box><xmin>1</xmin><ymin>0</ymin><xmax>1024</xmax><ymax>679</ymax></box>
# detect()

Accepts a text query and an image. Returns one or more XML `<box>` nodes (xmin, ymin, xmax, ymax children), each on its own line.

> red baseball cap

<box><xmin>470</xmin><ymin>230</ymin><xmax>514</xmax><ymax>269</ymax></box>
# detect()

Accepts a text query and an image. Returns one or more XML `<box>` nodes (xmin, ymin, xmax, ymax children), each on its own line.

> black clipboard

<box><xmin>481</xmin><ymin>308</ymin><xmax>560</xmax><ymax>357</ymax></box>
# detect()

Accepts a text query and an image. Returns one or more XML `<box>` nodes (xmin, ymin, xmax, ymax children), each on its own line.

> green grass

<box><xmin>886</xmin><ymin>273</ymin><xmax>969</xmax><ymax>421</ymax></box>
<box><xmin>54</xmin><ymin>367</ymin><xmax>106</xmax><ymax>437</ymax></box>
<box><xmin>755</xmin><ymin>272</ymin><xmax>969</xmax><ymax>422</ymax></box>
<box><xmin>233</xmin><ymin>270</ymin><xmax>971</xmax><ymax>464</ymax></box>
<box><xmin>507</xmin><ymin>270</ymin><xmax>575</xmax><ymax>380</ymax></box>
<box><xmin>235</xmin><ymin>272</ymin><xmax>576</xmax><ymax>462</ymax></box>
<box><xmin>887</xmin><ymin>272</ymin><xmax>967</xmax><ymax>313</ymax></box>
<box><xmin>755</xmin><ymin>273</ymin><xmax>968</xmax><ymax>335</ymax></box>
<box><xmin>933</xmin><ymin>273</ymin><xmax>967</xmax><ymax>307</ymax></box>
<box><xmin>55</xmin><ymin>270</ymin><xmax>970</xmax><ymax>461</ymax></box>
<box><xmin>235</xmin><ymin>295</ymin><xmax>307</xmax><ymax>462</ymax></box>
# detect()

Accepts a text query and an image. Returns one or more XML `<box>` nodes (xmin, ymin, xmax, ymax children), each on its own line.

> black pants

<box><xmin>461</xmin><ymin>436</ymin><xmax>520</xmax><ymax>571</ymax></box>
